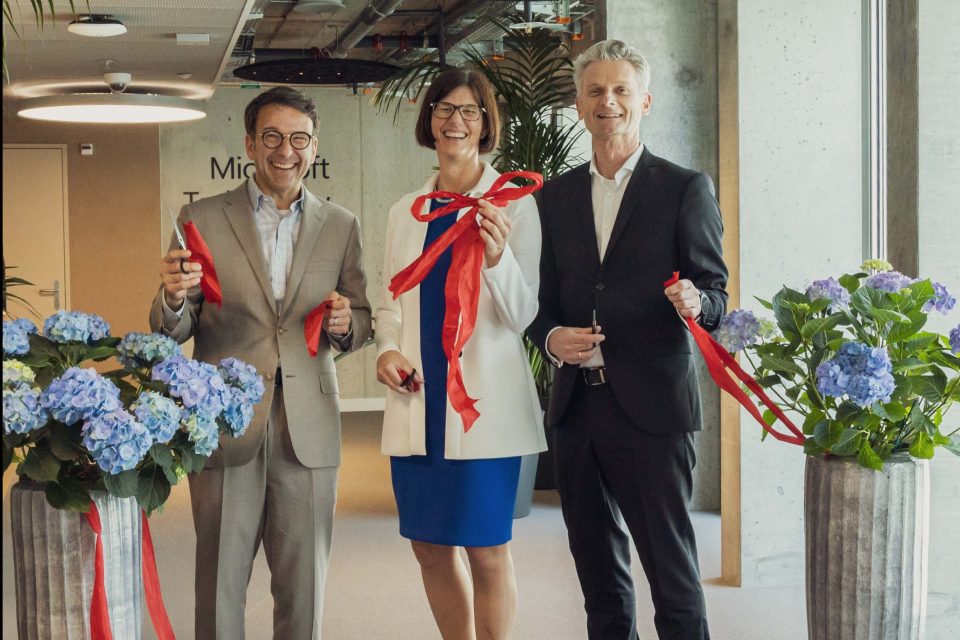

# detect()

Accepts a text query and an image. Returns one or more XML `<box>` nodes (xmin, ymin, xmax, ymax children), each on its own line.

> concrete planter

<box><xmin>10</xmin><ymin>480</ymin><xmax>144</xmax><ymax>640</ymax></box>
<box><xmin>805</xmin><ymin>453</ymin><xmax>929</xmax><ymax>640</ymax></box>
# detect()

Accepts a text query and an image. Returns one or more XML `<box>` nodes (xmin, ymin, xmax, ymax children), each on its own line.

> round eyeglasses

<box><xmin>258</xmin><ymin>130</ymin><xmax>315</xmax><ymax>150</ymax></box>
<box><xmin>430</xmin><ymin>101</ymin><xmax>485</xmax><ymax>122</ymax></box>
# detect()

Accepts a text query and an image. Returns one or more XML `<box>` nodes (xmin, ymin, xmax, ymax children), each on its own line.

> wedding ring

<box><xmin>577</xmin><ymin>351</ymin><xmax>582</xmax><ymax>359</ymax></box>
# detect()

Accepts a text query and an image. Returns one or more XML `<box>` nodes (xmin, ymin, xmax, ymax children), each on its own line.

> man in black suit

<box><xmin>528</xmin><ymin>40</ymin><xmax>728</xmax><ymax>640</ymax></box>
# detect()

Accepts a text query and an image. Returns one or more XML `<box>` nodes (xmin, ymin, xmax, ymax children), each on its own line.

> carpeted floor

<box><xmin>3</xmin><ymin>411</ymin><xmax>807</xmax><ymax>639</ymax></box>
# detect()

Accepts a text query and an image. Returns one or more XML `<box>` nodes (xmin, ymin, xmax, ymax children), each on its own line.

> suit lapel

<box><xmin>603</xmin><ymin>148</ymin><xmax>653</xmax><ymax>263</ymax></box>
<box><xmin>280</xmin><ymin>191</ymin><xmax>328</xmax><ymax>316</ymax></box>
<box><xmin>570</xmin><ymin>165</ymin><xmax>601</xmax><ymax>268</ymax></box>
<box><xmin>221</xmin><ymin>183</ymin><xmax>275</xmax><ymax>307</ymax></box>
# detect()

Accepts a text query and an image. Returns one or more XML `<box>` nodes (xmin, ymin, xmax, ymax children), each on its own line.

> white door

<box><xmin>2</xmin><ymin>144</ymin><xmax>70</xmax><ymax>320</ymax></box>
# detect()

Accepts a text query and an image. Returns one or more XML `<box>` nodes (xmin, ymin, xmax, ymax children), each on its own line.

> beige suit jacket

<box><xmin>149</xmin><ymin>181</ymin><xmax>371</xmax><ymax>469</ymax></box>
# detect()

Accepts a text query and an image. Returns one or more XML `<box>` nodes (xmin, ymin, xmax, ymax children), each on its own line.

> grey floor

<box><xmin>3</xmin><ymin>411</ymin><xmax>807</xmax><ymax>639</ymax></box>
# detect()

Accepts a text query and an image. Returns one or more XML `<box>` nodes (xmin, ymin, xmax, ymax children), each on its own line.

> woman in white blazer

<box><xmin>375</xmin><ymin>68</ymin><xmax>546</xmax><ymax>640</ymax></box>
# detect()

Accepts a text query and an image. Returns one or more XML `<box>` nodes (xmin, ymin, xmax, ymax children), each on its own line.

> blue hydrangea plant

<box><xmin>2</xmin><ymin>310</ymin><xmax>264</xmax><ymax>513</ymax></box>
<box><xmin>715</xmin><ymin>260</ymin><xmax>960</xmax><ymax>470</ymax></box>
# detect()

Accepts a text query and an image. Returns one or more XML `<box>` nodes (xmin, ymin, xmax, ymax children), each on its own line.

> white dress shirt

<box><xmin>546</xmin><ymin>143</ymin><xmax>644</xmax><ymax>369</ymax></box>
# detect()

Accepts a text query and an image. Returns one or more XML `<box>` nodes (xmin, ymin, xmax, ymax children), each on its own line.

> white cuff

<box><xmin>544</xmin><ymin>326</ymin><xmax>564</xmax><ymax>368</ymax></box>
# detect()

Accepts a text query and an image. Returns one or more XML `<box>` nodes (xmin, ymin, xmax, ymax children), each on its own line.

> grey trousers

<box><xmin>188</xmin><ymin>387</ymin><xmax>339</xmax><ymax>640</ymax></box>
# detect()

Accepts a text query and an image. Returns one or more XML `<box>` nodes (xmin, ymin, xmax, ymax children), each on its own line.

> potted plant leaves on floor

<box><xmin>376</xmin><ymin>16</ymin><xmax>584</xmax><ymax>501</ymax></box>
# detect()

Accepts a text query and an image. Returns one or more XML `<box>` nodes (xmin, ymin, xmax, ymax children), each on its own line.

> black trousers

<box><xmin>553</xmin><ymin>378</ymin><xmax>710</xmax><ymax>640</ymax></box>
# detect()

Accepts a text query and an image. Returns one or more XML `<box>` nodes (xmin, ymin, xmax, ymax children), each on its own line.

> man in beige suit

<box><xmin>150</xmin><ymin>86</ymin><xmax>371</xmax><ymax>639</ymax></box>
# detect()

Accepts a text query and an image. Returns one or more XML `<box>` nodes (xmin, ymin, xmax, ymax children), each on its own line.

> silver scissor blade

<box><xmin>167</xmin><ymin>208</ymin><xmax>187</xmax><ymax>250</ymax></box>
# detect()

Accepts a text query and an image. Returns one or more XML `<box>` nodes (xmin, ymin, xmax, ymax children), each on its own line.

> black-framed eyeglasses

<box><xmin>258</xmin><ymin>130</ymin><xmax>315</xmax><ymax>150</ymax></box>
<box><xmin>430</xmin><ymin>101</ymin><xmax>486</xmax><ymax>121</ymax></box>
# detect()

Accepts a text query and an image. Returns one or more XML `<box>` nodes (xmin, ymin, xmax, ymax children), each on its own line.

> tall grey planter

<box><xmin>10</xmin><ymin>480</ymin><xmax>144</xmax><ymax>640</ymax></box>
<box><xmin>805</xmin><ymin>453</ymin><xmax>929</xmax><ymax>640</ymax></box>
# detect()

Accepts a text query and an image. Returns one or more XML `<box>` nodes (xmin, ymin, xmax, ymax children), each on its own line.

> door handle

<box><xmin>38</xmin><ymin>280</ymin><xmax>60</xmax><ymax>310</ymax></box>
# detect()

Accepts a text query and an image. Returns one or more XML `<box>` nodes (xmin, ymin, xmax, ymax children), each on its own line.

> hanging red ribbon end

<box><xmin>183</xmin><ymin>221</ymin><xmax>223</xmax><ymax>308</ymax></box>
<box><xmin>304</xmin><ymin>299</ymin><xmax>335</xmax><ymax>357</ymax></box>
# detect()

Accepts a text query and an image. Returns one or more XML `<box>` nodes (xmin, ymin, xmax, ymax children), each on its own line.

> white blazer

<box><xmin>376</xmin><ymin>162</ymin><xmax>547</xmax><ymax>459</ymax></box>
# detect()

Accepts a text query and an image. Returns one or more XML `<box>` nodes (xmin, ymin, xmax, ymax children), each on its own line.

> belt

<box><xmin>581</xmin><ymin>366</ymin><xmax>607</xmax><ymax>386</ymax></box>
<box><xmin>274</xmin><ymin>367</ymin><xmax>283</xmax><ymax>388</ymax></box>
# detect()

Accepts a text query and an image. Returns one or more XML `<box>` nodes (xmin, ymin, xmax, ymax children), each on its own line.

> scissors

<box><xmin>167</xmin><ymin>208</ymin><xmax>190</xmax><ymax>274</ymax></box>
<box><xmin>399</xmin><ymin>368</ymin><xmax>420</xmax><ymax>392</ymax></box>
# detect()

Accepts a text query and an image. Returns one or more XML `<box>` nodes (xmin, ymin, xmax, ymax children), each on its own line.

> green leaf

<box><xmin>44</xmin><ymin>480</ymin><xmax>92</xmax><ymax>513</ymax></box>
<box><xmin>907</xmin><ymin>373</ymin><xmax>947</xmax><ymax>403</ymax></box>
<box><xmin>21</xmin><ymin>448</ymin><xmax>62</xmax><ymax>482</ymax></box>
<box><xmin>800</xmin><ymin>314</ymin><xmax>845</xmax><ymax>340</ymax></box>
<box><xmin>871</xmin><ymin>402</ymin><xmax>907</xmax><ymax>421</ymax></box>
<box><xmin>838</xmin><ymin>274</ymin><xmax>861</xmax><ymax>293</ymax></box>
<box><xmin>857</xmin><ymin>440</ymin><xmax>884</xmax><ymax>471</ymax></box>
<box><xmin>178</xmin><ymin>446</ymin><xmax>206</xmax><ymax>475</ymax></box>
<box><xmin>814</xmin><ymin>420</ymin><xmax>843</xmax><ymax>448</ymax></box>
<box><xmin>888</xmin><ymin>312</ymin><xmax>928</xmax><ymax>343</ymax></box>
<box><xmin>759</xmin><ymin>354</ymin><xmax>805</xmax><ymax>377</ymax></box>
<box><xmin>103</xmin><ymin>469</ymin><xmax>140</xmax><ymax>498</ymax></box>
<box><xmin>872</xmin><ymin>308</ymin><xmax>911</xmax><ymax>324</ymax></box>
<box><xmin>803</xmin><ymin>438</ymin><xmax>826</xmax><ymax>457</ymax></box>
<box><xmin>136</xmin><ymin>466</ymin><xmax>172</xmax><ymax>516</ymax></box>
<box><xmin>46</xmin><ymin>423</ymin><xmax>83</xmax><ymax>461</ymax></box>
<box><xmin>942</xmin><ymin>434</ymin><xmax>960</xmax><ymax>457</ymax></box>
<box><xmin>908</xmin><ymin>432</ymin><xmax>935</xmax><ymax>459</ymax></box>
<box><xmin>892</xmin><ymin>357</ymin><xmax>932</xmax><ymax>374</ymax></box>
<box><xmin>830</xmin><ymin>429</ymin><xmax>861</xmax><ymax>456</ymax></box>
<box><xmin>754</xmin><ymin>297</ymin><xmax>774</xmax><ymax>310</ymax></box>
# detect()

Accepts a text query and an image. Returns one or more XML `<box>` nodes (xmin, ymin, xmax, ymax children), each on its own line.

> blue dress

<box><xmin>390</xmin><ymin>199</ymin><xmax>522</xmax><ymax>547</ymax></box>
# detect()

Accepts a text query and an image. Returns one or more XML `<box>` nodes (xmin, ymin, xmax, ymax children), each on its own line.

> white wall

<box><xmin>159</xmin><ymin>87</ymin><xmax>436</xmax><ymax>399</ymax></box>
<box><xmin>737</xmin><ymin>0</ymin><xmax>864</xmax><ymax>586</ymax></box>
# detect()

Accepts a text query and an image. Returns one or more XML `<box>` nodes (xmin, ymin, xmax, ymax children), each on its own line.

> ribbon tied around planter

<box><xmin>663</xmin><ymin>272</ymin><xmax>805</xmax><ymax>446</ymax></box>
<box><xmin>85</xmin><ymin>503</ymin><xmax>175</xmax><ymax>640</ymax></box>
<box><xmin>389</xmin><ymin>171</ymin><xmax>543</xmax><ymax>432</ymax></box>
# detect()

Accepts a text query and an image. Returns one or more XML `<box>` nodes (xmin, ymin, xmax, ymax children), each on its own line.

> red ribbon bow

<box><xmin>183</xmin><ymin>221</ymin><xmax>223</xmax><ymax>308</ymax></box>
<box><xmin>663</xmin><ymin>272</ymin><xmax>805</xmax><ymax>446</ymax></box>
<box><xmin>389</xmin><ymin>171</ymin><xmax>543</xmax><ymax>432</ymax></box>
<box><xmin>304</xmin><ymin>299</ymin><xmax>335</xmax><ymax>357</ymax></box>
<box><xmin>86</xmin><ymin>504</ymin><xmax>176</xmax><ymax>640</ymax></box>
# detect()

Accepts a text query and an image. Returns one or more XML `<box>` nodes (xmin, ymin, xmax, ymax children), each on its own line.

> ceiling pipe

<box><xmin>325</xmin><ymin>0</ymin><xmax>406</xmax><ymax>58</ymax></box>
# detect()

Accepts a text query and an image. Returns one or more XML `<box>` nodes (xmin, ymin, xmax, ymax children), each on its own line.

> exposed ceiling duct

<box><xmin>325</xmin><ymin>0</ymin><xmax>406</xmax><ymax>58</ymax></box>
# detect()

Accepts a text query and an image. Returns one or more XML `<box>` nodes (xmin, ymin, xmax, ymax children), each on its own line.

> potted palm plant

<box><xmin>375</xmin><ymin>17</ymin><xmax>585</xmax><ymax>505</ymax></box>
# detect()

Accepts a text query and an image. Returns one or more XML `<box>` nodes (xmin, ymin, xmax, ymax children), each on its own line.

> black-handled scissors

<box><xmin>167</xmin><ymin>208</ymin><xmax>190</xmax><ymax>274</ymax></box>
<box><xmin>399</xmin><ymin>368</ymin><xmax>420</xmax><ymax>392</ymax></box>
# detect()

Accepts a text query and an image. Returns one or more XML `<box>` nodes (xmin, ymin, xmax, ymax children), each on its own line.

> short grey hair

<box><xmin>573</xmin><ymin>39</ymin><xmax>651</xmax><ymax>94</ymax></box>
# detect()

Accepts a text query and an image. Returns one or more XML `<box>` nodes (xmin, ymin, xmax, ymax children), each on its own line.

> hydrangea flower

<box><xmin>2</xmin><ymin>319</ymin><xmax>35</xmax><ymax>355</ymax></box>
<box><xmin>806</xmin><ymin>277</ymin><xmax>851</xmax><ymax>312</ymax></box>
<box><xmin>40</xmin><ymin>367</ymin><xmax>121</xmax><ymax>426</ymax></box>
<box><xmin>922</xmin><ymin>282</ymin><xmax>956</xmax><ymax>315</ymax></box>
<box><xmin>218</xmin><ymin>358</ymin><xmax>265</xmax><ymax>404</ymax></box>
<box><xmin>43</xmin><ymin>311</ymin><xmax>111</xmax><ymax>344</ymax></box>
<box><xmin>815</xmin><ymin>342</ymin><xmax>896</xmax><ymax>408</ymax></box>
<box><xmin>152</xmin><ymin>356</ymin><xmax>230</xmax><ymax>421</ymax></box>
<box><xmin>860</xmin><ymin>259</ymin><xmax>893</xmax><ymax>273</ymax></box>
<box><xmin>950</xmin><ymin>325</ymin><xmax>960</xmax><ymax>356</ymax></box>
<box><xmin>757</xmin><ymin>318</ymin><xmax>780</xmax><ymax>341</ymax></box>
<box><xmin>220</xmin><ymin>386</ymin><xmax>255</xmax><ymax>437</ymax></box>
<box><xmin>714</xmin><ymin>309</ymin><xmax>762</xmax><ymax>353</ymax></box>
<box><xmin>863</xmin><ymin>271</ymin><xmax>913</xmax><ymax>293</ymax></box>
<box><xmin>182</xmin><ymin>412</ymin><xmax>220</xmax><ymax>456</ymax></box>
<box><xmin>3</xmin><ymin>360</ymin><xmax>35</xmax><ymax>387</ymax></box>
<box><xmin>117</xmin><ymin>332</ymin><xmax>181</xmax><ymax>369</ymax></box>
<box><xmin>3</xmin><ymin>383</ymin><xmax>47</xmax><ymax>435</ymax></box>
<box><xmin>131</xmin><ymin>391</ymin><xmax>181</xmax><ymax>443</ymax></box>
<box><xmin>82</xmin><ymin>409</ymin><xmax>153</xmax><ymax>475</ymax></box>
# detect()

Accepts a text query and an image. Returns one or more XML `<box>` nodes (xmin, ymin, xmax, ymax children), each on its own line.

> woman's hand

<box><xmin>476</xmin><ymin>199</ymin><xmax>511</xmax><ymax>268</ymax></box>
<box><xmin>376</xmin><ymin>350</ymin><xmax>423</xmax><ymax>393</ymax></box>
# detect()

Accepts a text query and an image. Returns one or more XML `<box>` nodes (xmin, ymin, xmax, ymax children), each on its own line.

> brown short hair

<box><xmin>414</xmin><ymin>68</ymin><xmax>500</xmax><ymax>154</ymax></box>
<box><xmin>244</xmin><ymin>86</ymin><xmax>319</xmax><ymax>136</ymax></box>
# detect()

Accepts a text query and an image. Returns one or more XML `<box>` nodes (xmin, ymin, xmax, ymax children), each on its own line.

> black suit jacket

<box><xmin>527</xmin><ymin>148</ymin><xmax>728</xmax><ymax>434</ymax></box>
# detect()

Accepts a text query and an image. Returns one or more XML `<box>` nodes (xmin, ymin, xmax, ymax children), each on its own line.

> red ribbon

<box><xmin>663</xmin><ymin>272</ymin><xmax>805</xmax><ymax>446</ymax></box>
<box><xmin>85</xmin><ymin>503</ymin><xmax>113</xmax><ymax>640</ymax></box>
<box><xmin>389</xmin><ymin>171</ymin><xmax>544</xmax><ymax>432</ymax></box>
<box><xmin>183</xmin><ymin>221</ymin><xmax>223</xmax><ymax>308</ymax></box>
<box><xmin>304</xmin><ymin>299</ymin><xmax>335</xmax><ymax>357</ymax></box>
<box><xmin>85</xmin><ymin>503</ymin><xmax>176</xmax><ymax>640</ymax></box>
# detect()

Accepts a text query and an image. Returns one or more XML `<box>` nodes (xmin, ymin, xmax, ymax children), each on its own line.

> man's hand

<box><xmin>326</xmin><ymin>291</ymin><xmax>352</xmax><ymax>336</ymax></box>
<box><xmin>664</xmin><ymin>279</ymin><xmax>701</xmax><ymax>319</ymax></box>
<box><xmin>376</xmin><ymin>350</ymin><xmax>423</xmax><ymax>393</ymax></box>
<box><xmin>160</xmin><ymin>249</ymin><xmax>202</xmax><ymax>310</ymax></box>
<box><xmin>547</xmin><ymin>326</ymin><xmax>605</xmax><ymax>365</ymax></box>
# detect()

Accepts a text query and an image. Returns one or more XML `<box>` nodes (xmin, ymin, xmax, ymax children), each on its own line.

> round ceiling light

<box><xmin>291</xmin><ymin>1</ymin><xmax>346</xmax><ymax>14</ymax></box>
<box><xmin>17</xmin><ymin>94</ymin><xmax>206</xmax><ymax>124</ymax></box>
<box><xmin>67</xmin><ymin>15</ymin><xmax>128</xmax><ymax>37</ymax></box>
